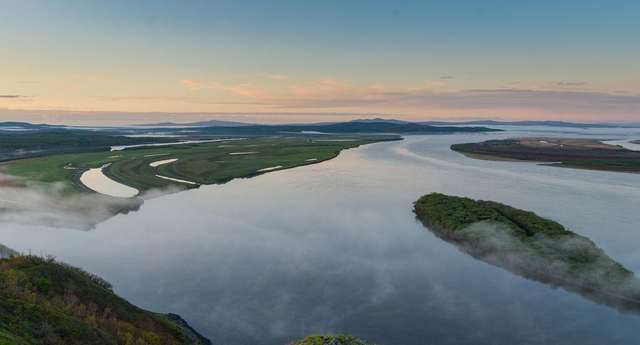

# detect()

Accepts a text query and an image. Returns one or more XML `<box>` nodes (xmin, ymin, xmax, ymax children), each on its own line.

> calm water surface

<box><xmin>79</xmin><ymin>164</ymin><xmax>139</xmax><ymax>198</ymax></box>
<box><xmin>2</xmin><ymin>128</ymin><xmax>640</xmax><ymax>345</ymax></box>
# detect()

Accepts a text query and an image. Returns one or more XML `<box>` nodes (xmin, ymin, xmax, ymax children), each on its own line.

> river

<box><xmin>1</xmin><ymin>127</ymin><xmax>640</xmax><ymax>344</ymax></box>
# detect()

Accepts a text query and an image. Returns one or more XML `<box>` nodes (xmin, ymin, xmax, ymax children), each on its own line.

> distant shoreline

<box><xmin>452</xmin><ymin>137</ymin><xmax>640</xmax><ymax>174</ymax></box>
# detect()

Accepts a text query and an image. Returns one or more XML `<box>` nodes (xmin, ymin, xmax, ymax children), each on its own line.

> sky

<box><xmin>1</xmin><ymin>0</ymin><xmax>639</xmax><ymax>125</ymax></box>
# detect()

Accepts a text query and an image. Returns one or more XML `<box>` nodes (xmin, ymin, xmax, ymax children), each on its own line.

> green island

<box><xmin>451</xmin><ymin>137</ymin><xmax>640</xmax><ymax>173</ymax></box>
<box><xmin>414</xmin><ymin>193</ymin><xmax>640</xmax><ymax>303</ymax></box>
<box><xmin>0</xmin><ymin>248</ymin><xmax>374</xmax><ymax>345</ymax></box>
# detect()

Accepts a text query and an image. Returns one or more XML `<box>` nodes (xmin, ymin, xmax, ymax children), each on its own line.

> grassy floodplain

<box><xmin>414</xmin><ymin>193</ymin><xmax>640</xmax><ymax>303</ymax></box>
<box><xmin>2</xmin><ymin>137</ymin><xmax>396</xmax><ymax>194</ymax></box>
<box><xmin>451</xmin><ymin>138</ymin><xmax>640</xmax><ymax>173</ymax></box>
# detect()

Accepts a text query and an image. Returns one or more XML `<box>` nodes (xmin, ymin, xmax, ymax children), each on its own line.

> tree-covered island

<box><xmin>414</xmin><ymin>193</ymin><xmax>640</xmax><ymax>303</ymax></box>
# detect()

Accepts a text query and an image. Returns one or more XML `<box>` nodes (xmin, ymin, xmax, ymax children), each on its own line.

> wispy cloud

<box><xmin>286</xmin><ymin>79</ymin><xmax>447</xmax><ymax>107</ymax></box>
<box><xmin>180</xmin><ymin>79</ymin><xmax>272</xmax><ymax>99</ymax></box>
<box><xmin>555</xmin><ymin>81</ymin><xmax>586</xmax><ymax>87</ymax></box>
<box><xmin>260</xmin><ymin>73</ymin><xmax>290</xmax><ymax>81</ymax></box>
<box><xmin>11</xmin><ymin>81</ymin><xmax>43</xmax><ymax>84</ymax></box>
<box><xmin>180</xmin><ymin>79</ymin><xmax>223</xmax><ymax>90</ymax></box>
<box><xmin>100</xmin><ymin>95</ymin><xmax>194</xmax><ymax>102</ymax></box>
<box><xmin>177</xmin><ymin>77</ymin><xmax>640</xmax><ymax>118</ymax></box>
<box><xmin>0</xmin><ymin>95</ymin><xmax>26</xmax><ymax>99</ymax></box>
<box><xmin>529</xmin><ymin>81</ymin><xmax>588</xmax><ymax>91</ymax></box>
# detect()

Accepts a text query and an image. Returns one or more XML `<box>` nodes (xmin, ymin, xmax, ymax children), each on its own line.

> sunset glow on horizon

<box><xmin>1</xmin><ymin>0</ymin><xmax>639</xmax><ymax>125</ymax></box>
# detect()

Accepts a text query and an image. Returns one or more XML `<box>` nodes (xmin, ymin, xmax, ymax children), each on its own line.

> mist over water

<box><xmin>1</xmin><ymin>127</ymin><xmax>640</xmax><ymax>344</ymax></box>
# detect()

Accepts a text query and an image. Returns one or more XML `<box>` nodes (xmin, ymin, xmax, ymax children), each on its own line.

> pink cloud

<box><xmin>180</xmin><ymin>79</ymin><xmax>223</xmax><ymax>90</ymax></box>
<box><xmin>263</xmin><ymin>73</ymin><xmax>289</xmax><ymax>81</ymax></box>
<box><xmin>180</xmin><ymin>79</ymin><xmax>271</xmax><ymax>99</ymax></box>
<box><xmin>176</xmin><ymin>77</ymin><xmax>640</xmax><ymax>121</ymax></box>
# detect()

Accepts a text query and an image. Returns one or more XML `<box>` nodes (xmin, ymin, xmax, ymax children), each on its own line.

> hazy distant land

<box><xmin>452</xmin><ymin>138</ymin><xmax>640</xmax><ymax>173</ymax></box>
<box><xmin>132</xmin><ymin>118</ymin><xmax>640</xmax><ymax>129</ymax></box>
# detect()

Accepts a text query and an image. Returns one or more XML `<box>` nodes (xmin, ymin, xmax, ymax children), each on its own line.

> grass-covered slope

<box><xmin>414</xmin><ymin>193</ymin><xmax>640</xmax><ymax>301</ymax></box>
<box><xmin>291</xmin><ymin>334</ymin><xmax>374</xmax><ymax>345</ymax></box>
<box><xmin>0</xmin><ymin>254</ymin><xmax>211</xmax><ymax>345</ymax></box>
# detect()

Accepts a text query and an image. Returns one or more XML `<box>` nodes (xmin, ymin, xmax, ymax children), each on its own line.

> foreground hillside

<box><xmin>0</xmin><ymin>250</ymin><xmax>379</xmax><ymax>345</ymax></box>
<box><xmin>0</xmin><ymin>253</ymin><xmax>211</xmax><ymax>345</ymax></box>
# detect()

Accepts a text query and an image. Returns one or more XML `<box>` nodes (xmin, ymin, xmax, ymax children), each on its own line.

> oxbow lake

<box><xmin>2</xmin><ymin>126</ymin><xmax>640</xmax><ymax>344</ymax></box>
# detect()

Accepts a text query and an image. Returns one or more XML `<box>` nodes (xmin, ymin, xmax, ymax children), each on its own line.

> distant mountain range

<box><xmin>0</xmin><ymin>121</ymin><xmax>65</xmax><ymax>129</ymax></box>
<box><xmin>0</xmin><ymin>121</ymin><xmax>500</xmax><ymax>137</ymax></box>
<box><xmin>184</xmin><ymin>121</ymin><xmax>500</xmax><ymax>135</ymax></box>
<box><xmin>132</xmin><ymin>119</ymin><xmax>255</xmax><ymax>127</ymax></box>
<box><xmin>3</xmin><ymin>119</ymin><xmax>640</xmax><ymax>132</ymax></box>
<box><xmin>132</xmin><ymin>118</ymin><xmax>640</xmax><ymax>129</ymax></box>
<box><xmin>416</xmin><ymin>120</ymin><xmax>640</xmax><ymax>128</ymax></box>
<box><xmin>351</xmin><ymin>118</ymin><xmax>640</xmax><ymax>128</ymax></box>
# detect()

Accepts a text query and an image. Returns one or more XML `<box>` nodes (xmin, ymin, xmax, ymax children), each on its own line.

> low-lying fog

<box><xmin>2</xmin><ymin>128</ymin><xmax>640</xmax><ymax>345</ymax></box>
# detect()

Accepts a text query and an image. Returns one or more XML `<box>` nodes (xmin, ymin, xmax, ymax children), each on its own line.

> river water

<box><xmin>1</xmin><ymin>127</ymin><xmax>640</xmax><ymax>344</ymax></box>
<box><xmin>79</xmin><ymin>164</ymin><xmax>139</xmax><ymax>198</ymax></box>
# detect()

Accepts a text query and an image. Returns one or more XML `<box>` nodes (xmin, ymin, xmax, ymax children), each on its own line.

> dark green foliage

<box><xmin>292</xmin><ymin>334</ymin><xmax>374</xmax><ymax>345</ymax></box>
<box><xmin>36</xmin><ymin>278</ymin><xmax>51</xmax><ymax>295</ymax></box>
<box><xmin>414</xmin><ymin>193</ymin><xmax>640</xmax><ymax>299</ymax></box>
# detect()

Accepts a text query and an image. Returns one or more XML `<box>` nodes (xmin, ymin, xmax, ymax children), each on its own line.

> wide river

<box><xmin>2</xmin><ymin>127</ymin><xmax>640</xmax><ymax>344</ymax></box>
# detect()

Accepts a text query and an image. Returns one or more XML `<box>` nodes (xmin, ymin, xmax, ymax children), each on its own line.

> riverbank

<box><xmin>0</xmin><ymin>137</ymin><xmax>398</xmax><ymax>229</ymax></box>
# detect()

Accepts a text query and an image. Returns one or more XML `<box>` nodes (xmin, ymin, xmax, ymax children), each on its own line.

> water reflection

<box><xmin>417</xmin><ymin>216</ymin><xmax>640</xmax><ymax>318</ymax></box>
<box><xmin>78</xmin><ymin>164</ymin><xmax>139</xmax><ymax>198</ymax></box>
<box><xmin>602</xmin><ymin>139</ymin><xmax>640</xmax><ymax>151</ymax></box>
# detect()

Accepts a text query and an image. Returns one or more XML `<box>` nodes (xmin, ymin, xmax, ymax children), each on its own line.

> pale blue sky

<box><xmin>1</xmin><ymin>0</ymin><xmax>639</xmax><ymax>124</ymax></box>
